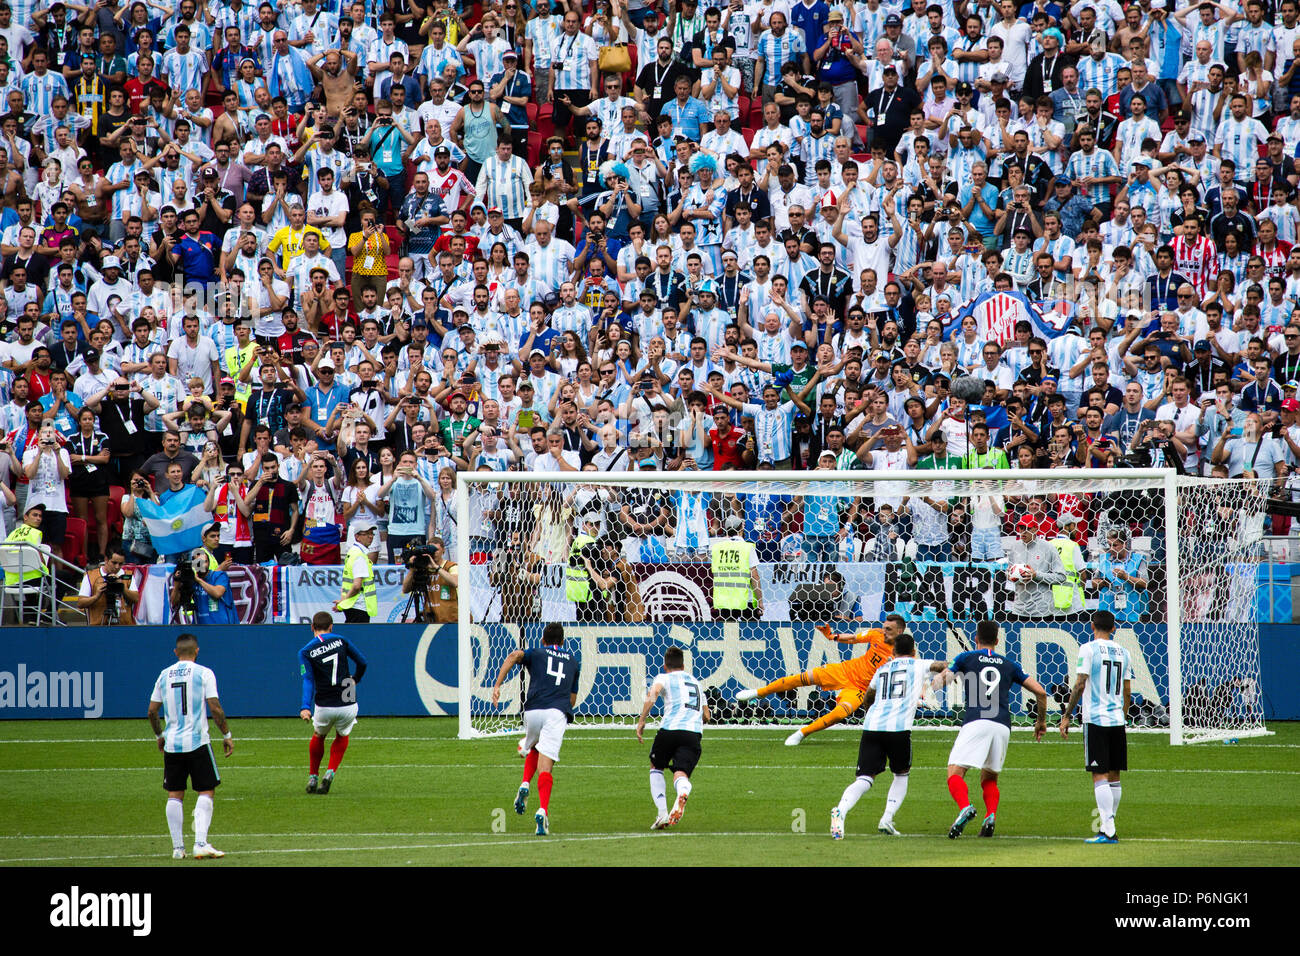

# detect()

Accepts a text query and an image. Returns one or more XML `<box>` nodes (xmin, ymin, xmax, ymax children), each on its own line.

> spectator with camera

<box><xmin>377</xmin><ymin>451</ymin><xmax>437</xmax><ymax>563</ymax></box>
<box><xmin>169</xmin><ymin>531</ymin><xmax>237</xmax><ymax>626</ymax></box>
<box><xmin>76</xmin><ymin>547</ymin><xmax>142</xmax><ymax>626</ymax></box>
<box><xmin>21</xmin><ymin>422</ymin><xmax>70</xmax><ymax>560</ymax></box>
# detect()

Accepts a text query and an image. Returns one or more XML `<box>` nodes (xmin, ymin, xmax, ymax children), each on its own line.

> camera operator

<box><xmin>401</xmin><ymin>536</ymin><xmax>458</xmax><ymax>623</ymax></box>
<box><xmin>76</xmin><ymin>546</ymin><xmax>141</xmax><ymax>625</ymax></box>
<box><xmin>169</xmin><ymin>529</ymin><xmax>237</xmax><ymax>625</ymax></box>
<box><xmin>1128</xmin><ymin>419</ymin><xmax>1188</xmax><ymax>475</ymax></box>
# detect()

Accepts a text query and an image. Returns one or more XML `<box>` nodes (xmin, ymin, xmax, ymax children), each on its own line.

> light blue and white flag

<box><xmin>137</xmin><ymin>485</ymin><xmax>210</xmax><ymax>556</ymax></box>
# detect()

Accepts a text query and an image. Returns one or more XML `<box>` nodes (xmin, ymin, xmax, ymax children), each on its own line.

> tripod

<box><xmin>399</xmin><ymin>575</ymin><xmax>430</xmax><ymax>623</ymax></box>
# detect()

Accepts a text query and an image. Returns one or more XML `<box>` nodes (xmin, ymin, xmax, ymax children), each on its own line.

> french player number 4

<box><xmin>547</xmin><ymin>657</ymin><xmax>566</xmax><ymax>686</ymax></box>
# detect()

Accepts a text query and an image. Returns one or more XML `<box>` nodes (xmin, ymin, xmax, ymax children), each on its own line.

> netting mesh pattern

<box><xmin>460</xmin><ymin>472</ymin><xmax>1269</xmax><ymax>744</ymax></box>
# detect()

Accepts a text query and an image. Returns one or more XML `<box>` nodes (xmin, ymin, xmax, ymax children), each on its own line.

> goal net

<box><xmin>456</xmin><ymin>469</ymin><xmax>1270</xmax><ymax>746</ymax></box>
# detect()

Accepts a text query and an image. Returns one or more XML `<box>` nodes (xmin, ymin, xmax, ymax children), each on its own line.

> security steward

<box><xmin>335</xmin><ymin>523</ymin><xmax>379</xmax><ymax>623</ymax></box>
<box><xmin>711</xmin><ymin>513</ymin><xmax>763</xmax><ymax>620</ymax></box>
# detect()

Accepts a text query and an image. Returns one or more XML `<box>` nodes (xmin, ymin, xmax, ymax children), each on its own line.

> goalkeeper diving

<box><xmin>736</xmin><ymin>614</ymin><xmax>906</xmax><ymax>745</ymax></box>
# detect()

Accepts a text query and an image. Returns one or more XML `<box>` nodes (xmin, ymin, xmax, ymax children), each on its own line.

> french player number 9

<box><xmin>341</xmin><ymin>677</ymin><xmax>356</xmax><ymax>703</ymax></box>
<box><xmin>979</xmin><ymin>666</ymin><xmax>1000</xmax><ymax>700</ymax></box>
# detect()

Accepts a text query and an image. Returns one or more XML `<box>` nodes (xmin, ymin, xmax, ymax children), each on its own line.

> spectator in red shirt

<box><xmin>707</xmin><ymin>403</ymin><xmax>748</xmax><ymax>470</ymax></box>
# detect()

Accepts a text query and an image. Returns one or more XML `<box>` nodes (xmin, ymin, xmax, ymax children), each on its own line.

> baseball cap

<box><xmin>503</xmin><ymin>49</ymin><xmax>518</xmax><ymax>59</ymax></box>
<box><xmin>1054</xmin><ymin>174</ymin><xmax>1071</xmax><ymax>186</ymax></box>
<box><xmin>990</xmin><ymin>71</ymin><xmax>1010</xmax><ymax>84</ymax></box>
<box><xmin>318</xmin><ymin>356</ymin><xmax>336</xmax><ymax>370</ymax></box>
<box><xmin>220</xmin><ymin>376</ymin><xmax>236</xmax><ymax>386</ymax></box>
<box><xmin>956</xmin><ymin>81</ymin><xmax>973</xmax><ymax>96</ymax></box>
<box><xmin>101</xmin><ymin>255</ymin><xmax>121</xmax><ymax>269</ymax></box>
<box><xmin>1286</xmin><ymin>380</ymin><xmax>1300</xmax><ymax>390</ymax></box>
<box><xmin>884</xmin><ymin>13</ymin><xmax>902</xmax><ymax>25</ymax></box>
<box><xmin>84</xmin><ymin>348</ymin><xmax>101</xmax><ymax>364</ymax></box>
<box><xmin>1284</xmin><ymin>398</ymin><xmax>1300</xmax><ymax>411</ymax></box>
<box><xmin>25</xmin><ymin>503</ymin><xmax>47</xmax><ymax>515</ymax></box>
<box><xmin>1016</xmin><ymin>514</ymin><xmax>1039</xmax><ymax>530</ymax></box>
<box><xmin>1188</xmin><ymin>131</ymin><xmax>1207</xmax><ymax>143</ymax></box>
<box><xmin>529</xmin><ymin>348</ymin><xmax>547</xmax><ymax>359</ymax></box>
<box><xmin>1194</xmin><ymin>339</ymin><xmax>1211</xmax><ymax>351</ymax></box>
<box><xmin>827</xmin><ymin>8</ymin><xmax>844</xmax><ymax>20</ymax></box>
<box><xmin>434</xmin><ymin>145</ymin><xmax>451</xmax><ymax>157</ymax></box>
<box><xmin>353</xmin><ymin>522</ymin><xmax>377</xmax><ymax>535</ymax></box>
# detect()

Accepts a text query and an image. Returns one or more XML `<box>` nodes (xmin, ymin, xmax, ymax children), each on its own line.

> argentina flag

<box><xmin>136</xmin><ymin>485</ymin><xmax>210</xmax><ymax>556</ymax></box>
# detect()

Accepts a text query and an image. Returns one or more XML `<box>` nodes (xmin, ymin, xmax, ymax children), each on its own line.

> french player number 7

<box><xmin>547</xmin><ymin>656</ymin><xmax>566</xmax><ymax>686</ymax></box>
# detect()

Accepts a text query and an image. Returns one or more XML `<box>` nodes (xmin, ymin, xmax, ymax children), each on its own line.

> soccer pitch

<box><xmin>1</xmin><ymin>719</ymin><xmax>1296</xmax><ymax>867</ymax></box>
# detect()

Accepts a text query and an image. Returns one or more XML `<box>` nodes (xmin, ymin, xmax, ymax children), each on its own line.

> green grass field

<box><xmin>1</xmin><ymin>719</ymin><xmax>1296</xmax><ymax>867</ymax></box>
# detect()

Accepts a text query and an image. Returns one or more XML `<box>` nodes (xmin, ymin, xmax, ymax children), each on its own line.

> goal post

<box><xmin>456</xmin><ymin>469</ymin><xmax>1271</xmax><ymax>746</ymax></box>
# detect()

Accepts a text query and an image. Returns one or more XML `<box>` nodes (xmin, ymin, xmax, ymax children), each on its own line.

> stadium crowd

<box><xmin>0</xmin><ymin>0</ymin><xmax>1295</xmax><ymax>616</ymax></box>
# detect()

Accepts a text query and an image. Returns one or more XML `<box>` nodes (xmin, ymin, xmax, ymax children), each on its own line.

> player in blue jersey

<box><xmin>831</xmin><ymin>633</ymin><xmax>948</xmax><ymax>838</ymax></box>
<box><xmin>1059</xmin><ymin>610</ymin><xmax>1133</xmax><ymax>844</ymax></box>
<box><xmin>637</xmin><ymin>646</ymin><xmax>709</xmax><ymax>830</ymax></box>
<box><xmin>936</xmin><ymin>620</ymin><xmax>1048</xmax><ymax>839</ymax></box>
<box><xmin>148</xmin><ymin>633</ymin><xmax>234</xmax><ymax>860</ymax></box>
<box><xmin>491</xmin><ymin>622</ymin><xmax>580</xmax><ymax>836</ymax></box>
<box><xmin>299</xmin><ymin>611</ymin><xmax>368</xmax><ymax>795</ymax></box>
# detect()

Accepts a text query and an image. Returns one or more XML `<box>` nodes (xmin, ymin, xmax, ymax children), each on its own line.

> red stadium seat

<box><xmin>742</xmin><ymin>126</ymin><xmax>754</xmax><ymax>147</ymax></box>
<box><xmin>526</xmin><ymin>101</ymin><xmax>538</xmax><ymax>125</ymax></box>
<box><xmin>63</xmin><ymin>517</ymin><xmax>87</xmax><ymax>569</ymax></box>
<box><xmin>528</xmin><ymin>129</ymin><xmax>544</xmax><ymax>166</ymax></box>
<box><xmin>856</xmin><ymin>124</ymin><xmax>870</xmax><ymax>148</ymax></box>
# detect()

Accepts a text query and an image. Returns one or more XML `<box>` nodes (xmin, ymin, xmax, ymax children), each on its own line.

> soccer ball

<box><xmin>517</xmin><ymin>737</ymin><xmax>528</xmax><ymax>758</ymax></box>
<box><xmin>1006</xmin><ymin>563</ymin><xmax>1034</xmax><ymax>583</ymax></box>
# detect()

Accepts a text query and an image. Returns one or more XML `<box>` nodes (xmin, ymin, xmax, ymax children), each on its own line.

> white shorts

<box><xmin>521</xmin><ymin>708</ymin><xmax>568</xmax><ymax>762</ymax></box>
<box><xmin>312</xmin><ymin>703</ymin><xmax>359</xmax><ymax>737</ymax></box>
<box><xmin>947</xmin><ymin>719</ymin><xmax>1011</xmax><ymax>773</ymax></box>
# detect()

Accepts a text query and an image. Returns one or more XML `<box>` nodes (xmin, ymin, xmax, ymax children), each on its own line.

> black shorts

<box><xmin>162</xmin><ymin>745</ymin><xmax>221</xmax><ymax>792</ymax></box>
<box><xmin>1084</xmin><ymin>723</ymin><xmax>1127</xmax><ymax>774</ymax></box>
<box><xmin>649</xmin><ymin>729</ymin><xmax>702</xmax><ymax>776</ymax></box>
<box><xmin>856</xmin><ymin>730</ymin><xmax>912</xmax><ymax>778</ymax></box>
<box><xmin>40</xmin><ymin>509</ymin><xmax>68</xmax><ymax>547</ymax></box>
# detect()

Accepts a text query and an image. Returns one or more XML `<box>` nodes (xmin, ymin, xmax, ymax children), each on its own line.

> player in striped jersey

<box><xmin>831</xmin><ymin>632</ymin><xmax>946</xmax><ymax>838</ymax></box>
<box><xmin>637</xmin><ymin>646</ymin><xmax>709</xmax><ymax>830</ymax></box>
<box><xmin>148</xmin><ymin>633</ymin><xmax>233</xmax><ymax>860</ymax></box>
<box><xmin>1059</xmin><ymin>610</ymin><xmax>1133</xmax><ymax>844</ymax></box>
<box><xmin>736</xmin><ymin>615</ymin><xmax>906</xmax><ymax>745</ymax></box>
<box><xmin>299</xmin><ymin>611</ymin><xmax>368</xmax><ymax>795</ymax></box>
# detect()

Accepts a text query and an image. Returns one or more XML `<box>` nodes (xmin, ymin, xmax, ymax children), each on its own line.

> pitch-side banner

<box><xmin>467</xmin><ymin>561</ymin><xmax>889</xmax><ymax>623</ymax></box>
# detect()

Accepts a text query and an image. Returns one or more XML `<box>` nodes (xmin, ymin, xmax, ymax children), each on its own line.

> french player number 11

<box><xmin>547</xmin><ymin>657</ymin><xmax>566</xmax><ymax>686</ymax></box>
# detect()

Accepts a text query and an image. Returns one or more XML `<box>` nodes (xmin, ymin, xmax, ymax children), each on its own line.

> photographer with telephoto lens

<box><xmin>77</xmin><ymin>546</ymin><xmax>141</xmax><ymax>625</ymax></box>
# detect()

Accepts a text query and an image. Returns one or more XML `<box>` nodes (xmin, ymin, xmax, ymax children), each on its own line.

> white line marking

<box><xmin>1</xmin><ymin>831</ymin><xmax>1296</xmax><ymax>863</ymax></box>
<box><xmin>1</xmin><ymin>764</ymin><xmax>1295</xmax><ymax>774</ymax></box>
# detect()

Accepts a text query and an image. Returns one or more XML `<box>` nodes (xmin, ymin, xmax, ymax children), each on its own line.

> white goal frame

<box><xmin>456</xmin><ymin>468</ymin><xmax>1270</xmax><ymax>745</ymax></box>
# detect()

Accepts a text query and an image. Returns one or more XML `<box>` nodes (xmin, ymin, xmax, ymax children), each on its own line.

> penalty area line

<box><xmin>2</xmin><ymin>831</ymin><xmax>1298</xmax><ymax>864</ymax></box>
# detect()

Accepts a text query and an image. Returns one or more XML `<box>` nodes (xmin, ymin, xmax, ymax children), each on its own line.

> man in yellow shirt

<box><xmin>224</xmin><ymin>318</ymin><xmax>259</xmax><ymax>411</ymax></box>
<box><xmin>267</xmin><ymin>204</ymin><xmax>324</xmax><ymax>274</ymax></box>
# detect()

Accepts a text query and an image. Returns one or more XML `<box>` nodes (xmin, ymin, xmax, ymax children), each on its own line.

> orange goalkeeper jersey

<box><xmin>821</xmin><ymin>632</ymin><xmax>893</xmax><ymax>693</ymax></box>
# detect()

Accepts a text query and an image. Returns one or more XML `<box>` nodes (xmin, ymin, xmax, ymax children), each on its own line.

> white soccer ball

<box><xmin>1006</xmin><ymin>563</ymin><xmax>1034</xmax><ymax>583</ymax></box>
<box><xmin>517</xmin><ymin>737</ymin><xmax>528</xmax><ymax>758</ymax></box>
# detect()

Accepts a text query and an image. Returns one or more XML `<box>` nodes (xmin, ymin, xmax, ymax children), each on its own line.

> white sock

<box><xmin>837</xmin><ymin>776</ymin><xmax>873</xmax><ymax>817</ymax></box>
<box><xmin>165</xmin><ymin>798</ymin><xmax>184</xmax><ymax>850</ymax></box>
<box><xmin>649</xmin><ymin>770</ymin><xmax>668</xmax><ymax>814</ymax></box>
<box><xmin>193</xmin><ymin>793</ymin><xmax>213</xmax><ymax>846</ymax></box>
<box><xmin>882</xmin><ymin>774</ymin><xmax>909</xmax><ymax>823</ymax></box>
<box><xmin>674</xmin><ymin>776</ymin><xmax>692</xmax><ymax>800</ymax></box>
<box><xmin>1094</xmin><ymin>781</ymin><xmax>1114</xmax><ymax>836</ymax></box>
<box><xmin>1109</xmin><ymin>781</ymin><xmax>1122</xmax><ymax>826</ymax></box>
